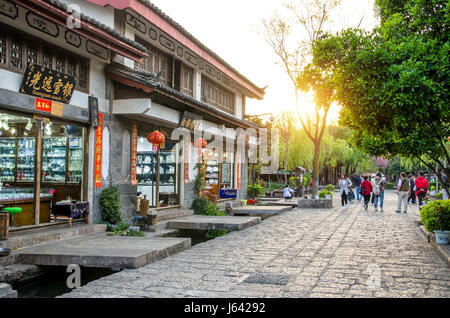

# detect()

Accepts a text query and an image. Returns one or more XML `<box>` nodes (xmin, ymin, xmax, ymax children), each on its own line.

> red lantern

<box><xmin>147</xmin><ymin>131</ymin><xmax>165</xmax><ymax>145</ymax></box>
<box><xmin>194</xmin><ymin>138</ymin><xmax>207</xmax><ymax>150</ymax></box>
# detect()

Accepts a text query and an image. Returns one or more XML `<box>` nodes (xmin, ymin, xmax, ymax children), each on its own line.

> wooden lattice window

<box><xmin>55</xmin><ymin>53</ymin><xmax>65</xmax><ymax>73</ymax></box>
<box><xmin>180</xmin><ymin>63</ymin><xmax>194</xmax><ymax>97</ymax></box>
<box><xmin>0</xmin><ymin>29</ymin><xmax>6</xmax><ymax>65</ymax></box>
<box><xmin>135</xmin><ymin>37</ymin><xmax>172</xmax><ymax>87</ymax></box>
<box><xmin>201</xmin><ymin>76</ymin><xmax>235</xmax><ymax>115</ymax></box>
<box><xmin>78</xmin><ymin>59</ymin><xmax>88</xmax><ymax>89</ymax></box>
<box><xmin>0</xmin><ymin>23</ymin><xmax>89</xmax><ymax>91</ymax></box>
<box><xmin>26</xmin><ymin>40</ymin><xmax>38</xmax><ymax>64</ymax></box>
<box><xmin>10</xmin><ymin>33</ymin><xmax>23</xmax><ymax>70</ymax></box>
<box><xmin>42</xmin><ymin>46</ymin><xmax>53</xmax><ymax>69</ymax></box>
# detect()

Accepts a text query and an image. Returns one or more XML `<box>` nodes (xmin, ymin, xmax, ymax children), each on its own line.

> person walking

<box><xmin>352</xmin><ymin>173</ymin><xmax>362</xmax><ymax>202</ymax></box>
<box><xmin>396</xmin><ymin>172</ymin><xmax>410</xmax><ymax>213</ymax></box>
<box><xmin>408</xmin><ymin>174</ymin><xmax>416</xmax><ymax>204</ymax></box>
<box><xmin>360</xmin><ymin>175</ymin><xmax>373</xmax><ymax>211</ymax></box>
<box><xmin>415</xmin><ymin>171</ymin><xmax>429</xmax><ymax>210</ymax></box>
<box><xmin>372</xmin><ymin>173</ymin><xmax>387</xmax><ymax>212</ymax></box>
<box><xmin>339</xmin><ymin>174</ymin><xmax>352</xmax><ymax>210</ymax></box>
<box><xmin>441</xmin><ymin>170</ymin><xmax>449</xmax><ymax>200</ymax></box>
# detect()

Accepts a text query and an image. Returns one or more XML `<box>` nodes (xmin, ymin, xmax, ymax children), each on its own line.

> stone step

<box><xmin>0</xmin><ymin>283</ymin><xmax>17</xmax><ymax>298</ymax></box>
<box><xmin>16</xmin><ymin>233</ymin><xmax>191</xmax><ymax>269</ymax></box>
<box><xmin>167</xmin><ymin>215</ymin><xmax>261</xmax><ymax>231</ymax></box>
<box><xmin>156</xmin><ymin>209</ymin><xmax>194</xmax><ymax>222</ymax></box>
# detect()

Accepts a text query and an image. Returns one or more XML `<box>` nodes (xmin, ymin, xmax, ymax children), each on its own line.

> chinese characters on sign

<box><xmin>35</xmin><ymin>98</ymin><xmax>51</xmax><ymax>113</ymax></box>
<box><xmin>131</xmin><ymin>123</ymin><xmax>138</xmax><ymax>186</ymax></box>
<box><xmin>88</xmin><ymin>96</ymin><xmax>100</xmax><ymax>127</ymax></box>
<box><xmin>20</xmin><ymin>63</ymin><xmax>76</xmax><ymax>104</ymax></box>
<box><xmin>179</xmin><ymin>111</ymin><xmax>202</xmax><ymax>132</ymax></box>
<box><xmin>94</xmin><ymin>113</ymin><xmax>103</xmax><ymax>188</ymax></box>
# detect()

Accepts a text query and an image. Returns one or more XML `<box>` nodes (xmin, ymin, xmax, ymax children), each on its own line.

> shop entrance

<box><xmin>0</xmin><ymin>111</ymin><xmax>87</xmax><ymax>228</ymax></box>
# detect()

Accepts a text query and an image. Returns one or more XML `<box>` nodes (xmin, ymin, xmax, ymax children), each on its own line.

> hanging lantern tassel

<box><xmin>194</xmin><ymin>138</ymin><xmax>207</xmax><ymax>155</ymax></box>
<box><xmin>147</xmin><ymin>131</ymin><xmax>165</xmax><ymax>151</ymax></box>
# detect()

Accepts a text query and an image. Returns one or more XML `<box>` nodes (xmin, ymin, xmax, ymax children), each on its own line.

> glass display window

<box><xmin>136</xmin><ymin>135</ymin><xmax>178</xmax><ymax>207</ymax></box>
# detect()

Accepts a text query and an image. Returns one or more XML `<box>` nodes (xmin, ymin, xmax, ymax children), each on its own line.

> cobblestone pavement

<box><xmin>61</xmin><ymin>191</ymin><xmax>450</xmax><ymax>298</ymax></box>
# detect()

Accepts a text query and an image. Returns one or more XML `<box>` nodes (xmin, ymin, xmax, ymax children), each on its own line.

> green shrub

<box><xmin>207</xmin><ymin>230</ymin><xmax>228</xmax><ymax>238</ymax></box>
<box><xmin>191</xmin><ymin>197</ymin><xmax>210</xmax><ymax>215</ymax></box>
<box><xmin>319</xmin><ymin>190</ymin><xmax>333</xmax><ymax>199</ymax></box>
<box><xmin>420</xmin><ymin>200</ymin><xmax>450</xmax><ymax>232</ymax></box>
<box><xmin>326</xmin><ymin>184</ymin><xmax>335</xmax><ymax>192</ymax></box>
<box><xmin>126</xmin><ymin>230</ymin><xmax>145</xmax><ymax>237</ymax></box>
<box><xmin>204</xmin><ymin>203</ymin><xmax>225</xmax><ymax>216</ymax></box>
<box><xmin>99</xmin><ymin>187</ymin><xmax>122</xmax><ymax>225</ymax></box>
<box><xmin>436</xmin><ymin>192</ymin><xmax>444</xmax><ymax>200</ymax></box>
<box><xmin>430</xmin><ymin>185</ymin><xmax>436</xmax><ymax>191</ymax></box>
<box><xmin>247</xmin><ymin>184</ymin><xmax>265</xmax><ymax>199</ymax></box>
<box><xmin>385</xmin><ymin>182</ymin><xmax>395</xmax><ymax>189</ymax></box>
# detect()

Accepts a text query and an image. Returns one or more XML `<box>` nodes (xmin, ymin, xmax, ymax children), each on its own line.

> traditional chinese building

<box><xmin>0</xmin><ymin>0</ymin><xmax>146</xmax><ymax>229</ymax></box>
<box><xmin>0</xmin><ymin>0</ymin><xmax>265</xmax><ymax>231</ymax></box>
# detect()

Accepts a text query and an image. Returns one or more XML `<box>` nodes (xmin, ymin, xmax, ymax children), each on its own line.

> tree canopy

<box><xmin>307</xmin><ymin>0</ymin><xmax>449</xmax><ymax>186</ymax></box>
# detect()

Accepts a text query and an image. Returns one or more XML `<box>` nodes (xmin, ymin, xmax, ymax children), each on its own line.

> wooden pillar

<box><xmin>33</xmin><ymin>119</ymin><xmax>42</xmax><ymax>225</ymax></box>
<box><xmin>155</xmin><ymin>147</ymin><xmax>160</xmax><ymax>208</ymax></box>
<box><xmin>82</xmin><ymin>126</ymin><xmax>90</xmax><ymax>202</ymax></box>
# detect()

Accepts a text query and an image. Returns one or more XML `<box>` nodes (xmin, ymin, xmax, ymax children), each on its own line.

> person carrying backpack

<box><xmin>415</xmin><ymin>171</ymin><xmax>429</xmax><ymax>210</ymax></box>
<box><xmin>396</xmin><ymin>172</ymin><xmax>410</xmax><ymax>213</ymax></box>
<box><xmin>352</xmin><ymin>173</ymin><xmax>362</xmax><ymax>202</ymax></box>
<box><xmin>372</xmin><ymin>173</ymin><xmax>387</xmax><ymax>212</ymax></box>
<box><xmin>339</xmin><ymin>174</ymin><xmax>352</xmax><ymax>210</ymax></box>
<box><xmin>360</xmin><ymin>175</ymin><xmax>373</xmax><ymax>211</ymax></box>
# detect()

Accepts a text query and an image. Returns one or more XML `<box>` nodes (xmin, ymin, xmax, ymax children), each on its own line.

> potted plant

<box><xmin>420</xmin><ymin>200</ymin><xmax>450</xmax><ymax>245</ymax></box>
<box><xmin>429</xmin><ymin>185</ymin><xmax>436</xmax><ymax>196</ymax></box>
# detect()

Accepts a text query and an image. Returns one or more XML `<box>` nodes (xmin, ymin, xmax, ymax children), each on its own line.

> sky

<box><xmin>149</xmin><ymin>0</ymin><xmax>379</xmax><ymax>123</ymax></box>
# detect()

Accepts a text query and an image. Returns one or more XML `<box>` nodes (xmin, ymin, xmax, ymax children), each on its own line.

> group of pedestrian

<box><xmin>284</xmin><ymin>170</ymin><xmax>449</xmax><ymax>210</ymax></box>
<box><xmin>338</xmin><ymin>172</ymin><xmax>387</xmax><ymax>211</ymax></box>
<box><xmin>395</xmin><ymin>171</ymin><xmax>430</xmax><ymax>213</ymax></box>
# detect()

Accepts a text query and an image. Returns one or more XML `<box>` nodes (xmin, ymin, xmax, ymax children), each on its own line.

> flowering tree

<box><xmin>372</xmin><ymin>157</ymin><xmax>389</xmax><ymax>171</ymax></box>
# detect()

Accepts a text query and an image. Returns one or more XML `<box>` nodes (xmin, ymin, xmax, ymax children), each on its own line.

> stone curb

<box><xmin>417</xmin><ymin>222</ymin><xmax>450</xmax><ymax>268</ymax></box>
<box><xmin>0</xmin><ymin>283</ymin><xmax>17</xmax><ymax>298</ymax></box>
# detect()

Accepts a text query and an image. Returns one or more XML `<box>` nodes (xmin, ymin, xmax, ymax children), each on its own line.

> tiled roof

<box><xmin>136</xmin><ymin>0</ymin><xmax>266</xmax><ymax>95</ymax></box>
<box><xmin>43</xmin><ymin>0</ymin><xmax>147</xmax><ymax>53</ymax></box>
<box><xmin>107</xmin><ymin>64</ymin><xmax>259</xmax><ymax>129</ymax></box>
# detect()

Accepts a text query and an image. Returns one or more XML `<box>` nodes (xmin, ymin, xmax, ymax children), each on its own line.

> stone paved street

<box><xmin>61</xmin><ymin>191</ymin><xmax>450</xmax><ymax>298</ymax></box>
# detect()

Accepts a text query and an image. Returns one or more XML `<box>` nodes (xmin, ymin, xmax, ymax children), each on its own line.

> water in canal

<box><xmin>12</xmin><ymin>266</ymin><xmax>118</xmax><ymax>298</ymax></box>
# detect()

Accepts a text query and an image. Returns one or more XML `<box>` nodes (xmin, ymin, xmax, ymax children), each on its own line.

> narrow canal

<box><xmin>11</xmin><ymin>230</ymin><xmax>219</xmax><ymax>298</ymax></box>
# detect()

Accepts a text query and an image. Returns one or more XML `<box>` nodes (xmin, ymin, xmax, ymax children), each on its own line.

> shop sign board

<box><xmin>237</xmin><ymin>152</ymin><xmax>241</xmax><ymax>190</ymax></box>
<box><xmin>178</xmin><ymin>111</ymin><xmax>202</xmax><ymax>132</ymax></box>
<box><xmin>35</xmin><ymin>98</ymin><xmax>51</xmax><ymax>113</ymax></box>
<box><xmin>131</xmin><ymin>123</ymin><xmax>138</xmax><ymax>186</ymax></box>
<box><xmin>20</xmin><ymin>63</ymin><xmax>76</xmax><ymax>104</ymax></box>
<box><xmin>88</xmin><ymin>96</ymin><xmax>100</xmax><ymax>127</ymax></box>
<box><xmin>95</xmin><ymin>113</ymin><xmax>103</xmax><ymax>188</ymax></box>
<box><xmin>51</xmin><ymin>101</ymin><xmax>64</xmax><ymax>117</ymax></box>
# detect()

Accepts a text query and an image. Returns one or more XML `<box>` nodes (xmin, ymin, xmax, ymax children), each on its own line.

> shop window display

<box><xmin>136</xmin><ymin>136</ymin><xmax>177</xmax><ymax>207</ymax></box>
<box><xmin>0</xmin><ymin>112</ymin><xmax>86</xmax><ymax>227</ymax></box>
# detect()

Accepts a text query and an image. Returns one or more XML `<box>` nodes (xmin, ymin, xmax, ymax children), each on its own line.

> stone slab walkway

<box><xmin>17</xmin><ymin>234</ymin><xmax>191</xmax><ymax>269</ymax></box>
<box><xmin>232</xmin><ymin>205</ymin><xmax>293</xmax><ymax>217</ymax></box>
<box><xmin>167</xmin><ymin>215</ymin><xmax>261</xmax><ymax>231</ymax></box>
<box><xmin>61</xmin><ymin>191</ymin><xmax>450</xmax><ymax>298</ymax></box>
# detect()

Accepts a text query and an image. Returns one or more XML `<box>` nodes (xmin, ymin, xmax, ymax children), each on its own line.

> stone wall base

<box><xmin>298</xmin><ymin>199</ymin><xmax>333</xmax><ymax>209</ymax></box>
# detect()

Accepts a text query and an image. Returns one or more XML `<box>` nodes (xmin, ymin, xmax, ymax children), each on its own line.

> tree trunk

<box><xmin>312</xmin><ymin>141</ymin><xmax>320</xmax><ymax>196</ymax></box>
<box><xmin>285</xmin><ymin>142</ymin><xmax>289</xmax><ymax>185</ymax></box>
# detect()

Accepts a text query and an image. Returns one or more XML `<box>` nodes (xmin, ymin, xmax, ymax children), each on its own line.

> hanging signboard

<box><xmin>131</xmin><ymin>123</ymin><xmax>138</xmax><ymax>186</ymax></box>
<box><xmin>35</xmin><ymin>98</ymin><xmax>52</xmax><ymax>113</ymax></box>
<box><xmin>20</xmin><ymin>63</ymin><xmax>76</xmax><ymax>104</ymax></box>
<box><xmin>88</xmin><ymin>96</ymin><xmax>100</xmax><ymax>127</ymax></box>
<box><xmin>178</xmin><ymin>111</ymin><xmax>202</xmax><ymax>132</ymax></box>
<box><xmin>94</xmin><ymin>113</ymin><xmax>103</xmax><ymax>188</ymax></box>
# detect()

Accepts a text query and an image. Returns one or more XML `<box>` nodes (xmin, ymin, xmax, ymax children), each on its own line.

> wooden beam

<box><xmin>33</xmin><ymin>119</ymin><xmax>42</xmax><ymax>225</ymax></box>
